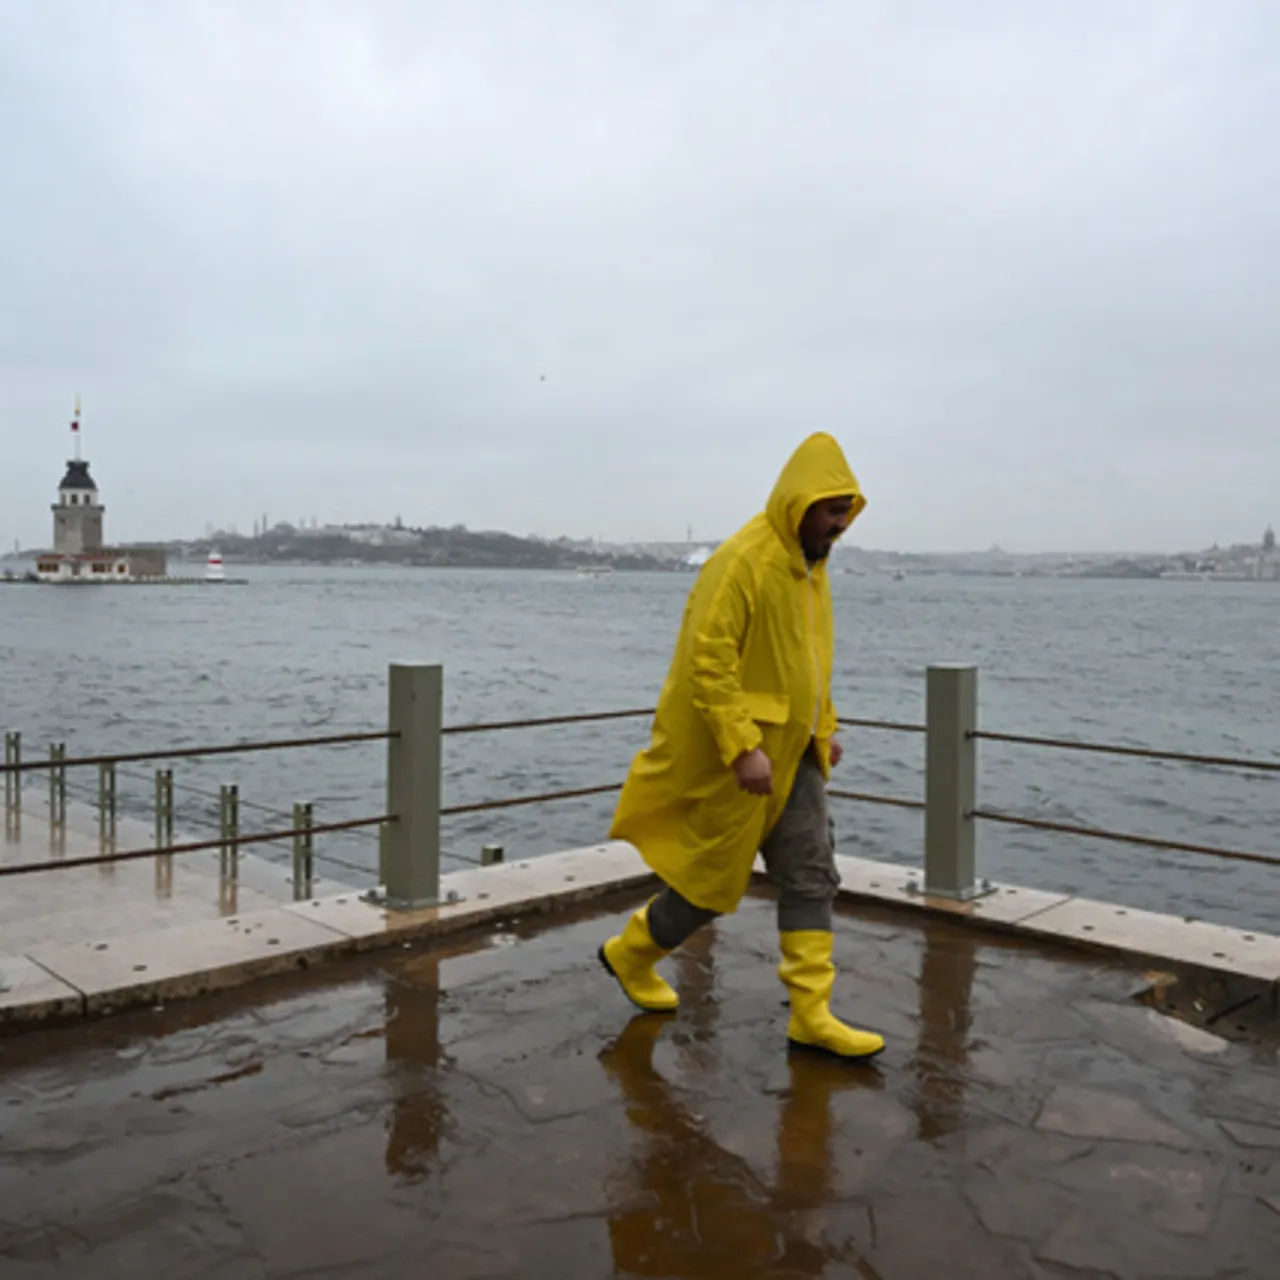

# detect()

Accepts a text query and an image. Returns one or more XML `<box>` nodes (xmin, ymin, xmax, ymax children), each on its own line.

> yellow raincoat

<box><xmin>609</xmin><ymin>433</ymin><xmax>866</xmax><ymax>914</ymax></box>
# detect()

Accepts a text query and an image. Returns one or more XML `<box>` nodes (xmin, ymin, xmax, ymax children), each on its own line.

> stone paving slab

<box><xmin>25</xmin><ymin>907</ymin><xmax>353</xmax><ymax>1016</ymax></box>
<box><xmin>0</xmin><ymin>955</ymin><xmax>82</xmax><ymax>1025</ymax></box>
<box><xmin>830</xmin><ymin>853</ymin><xmax>1075</xmax><ymax>927</ymax></box>
<box><xmin>823</xmin><ymin>854</ymin><xmax>1280</xmax><ymax>996</ymax></box>
<box><xmin>1011</xmin><ymin>895</ymin><xmax>1280</xmax><ymax>983</ymax></box>
<box><xmin>1</xmin><ymin>893</ymin><xmax>1277</xmax><ymax>1279</ymax></box>
<box><xmin>0</xmin><ymin>800</ymin><xmax>357</xmax><ymax>950</ymax></box>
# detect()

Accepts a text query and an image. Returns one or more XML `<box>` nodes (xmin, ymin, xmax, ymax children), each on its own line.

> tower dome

<box><xmin>59</xmin><ymin>459</ymin><xmax>98</xmax><ymax>493</ymax></box>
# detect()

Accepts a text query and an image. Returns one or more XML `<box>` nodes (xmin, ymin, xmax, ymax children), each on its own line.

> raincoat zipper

<box><xmin>805</xmin><ymin>566</ymin><xmax>820</xmax><ymax>737</ymax></box>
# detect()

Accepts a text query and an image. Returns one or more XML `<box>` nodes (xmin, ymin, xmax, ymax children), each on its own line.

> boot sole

<box><xmin>597</xmin><ymin>945</ymin><xmax>677</xmax><ymax>1015</ymax></box>
<box><xmin>787</xmin><ymin>1036</ymin><xmax>885</xmax><ymax>1062</ymax></box>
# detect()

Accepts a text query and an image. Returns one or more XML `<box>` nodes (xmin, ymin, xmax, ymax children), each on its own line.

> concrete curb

<box><xmin>3</xmin><ymin>845</ymin><xmax>1277</xmax><ymax>1033</ymax></box>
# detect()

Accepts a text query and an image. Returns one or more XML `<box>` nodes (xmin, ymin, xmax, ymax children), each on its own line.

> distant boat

<box><xmin>892</xmin><ymin>570</ymin><xmax>906</xmax><ymax>582</ymax></box>
<box><xmin>576</xmin><ymin>565</ymin><xmax>614</xmax><ymax>579</ymax></box>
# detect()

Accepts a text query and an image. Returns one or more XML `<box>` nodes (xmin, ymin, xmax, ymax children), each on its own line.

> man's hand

<box><xmin>733</xmin><ymin>748</ymin><xmax>773</xmax><ymax>796</ymax></box>
<box><xmin>829</xmin><ymin>738</ymin><xmax>844</xmax><ymax>769</ymax></box>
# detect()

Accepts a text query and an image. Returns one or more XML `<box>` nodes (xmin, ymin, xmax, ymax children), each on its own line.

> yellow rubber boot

<box><xmin>778</xmin><ymin>930</ymin><xmax>885</xmax><ymax>1060</ymax></box>
<box><xmin>599</xmin><ymin>900</ymin><xmax>679</xmax><ymax>1013</ymax></box>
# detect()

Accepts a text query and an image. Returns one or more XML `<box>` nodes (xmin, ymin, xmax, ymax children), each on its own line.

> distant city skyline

<box><xmin>8</xmin><ymin>494</ymin><xmax>1276</xmax><ymax>564</ymax></box>
<box><xmin>3</xmin><ymin>3</ymin><xmax>1279</xmax><ymax>555</ymax></box>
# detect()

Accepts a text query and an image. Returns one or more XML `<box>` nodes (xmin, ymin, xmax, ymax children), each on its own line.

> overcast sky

<box><xmin>2</xmin><ymin>1</ymin><xmax>1278</xmax><ymax>554</ymax></box>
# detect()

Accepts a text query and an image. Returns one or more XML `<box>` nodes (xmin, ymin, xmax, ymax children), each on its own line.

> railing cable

<box><xmin>971</xmin><ymin>730</ymin><xmax>1280</xmax><ymax>775</ymax></box>
<box><xmin>0</xmin><ymin>814</ymin><xmax>392</xmax><ymax>878</ymax></box>
<box><xmin>0</xmin><ymin>730</ymin><xmax>394</xmax><ymax>774</ymax></box>
<box><xmin>829</xmin><ymin>788</ymin><xmax>925</xmax><ymax>811</ymax></box>
<box><xmin>970</xmin><ymin>807</ymin><xmax>1280</xmax><ymax>870</ymax></box>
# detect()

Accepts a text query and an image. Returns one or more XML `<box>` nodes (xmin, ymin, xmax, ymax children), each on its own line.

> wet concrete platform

<box><xmin>6</xmin><ymin>792</ymin><xmax>1280</xmax><ymax>1037</ymax></box>
<box><xmin>2</xmin><ymin>892</ymin><xmax>1278</xmax><ymax>1279</ymax></box>
<box><xmin>0</xmin><ymin>800</ymin><xmax>358</xmax><ymax>951</ymax></box>
<box><xmin>0</xmin><ymin>800</ymin><xmax>367</xmax><ymax>1020</ymax></box>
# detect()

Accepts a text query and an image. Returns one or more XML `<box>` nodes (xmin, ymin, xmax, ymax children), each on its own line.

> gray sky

<box><xmin>3</xmin><ymin>1</ymin><xmax>1278</xmax><ymax>554</ymax></box>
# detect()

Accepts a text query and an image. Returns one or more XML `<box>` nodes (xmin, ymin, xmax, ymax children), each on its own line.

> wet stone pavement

<box><xmin>1</xmin><ymin>891</ymin><xmax>1278</xmax><ymax>1280</ymax></box>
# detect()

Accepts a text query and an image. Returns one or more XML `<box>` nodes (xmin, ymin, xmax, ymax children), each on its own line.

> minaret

<box><xmin>51</xmin><ymin>396</ymin><xmax>105</xmax><ymax>555</ymax></box>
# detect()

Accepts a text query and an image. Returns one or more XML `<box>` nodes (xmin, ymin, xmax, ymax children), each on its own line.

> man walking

<box><xmin>601</xmin><ymin>433</ymin><xmax>884</xmax><ymax>1061</ymax></box>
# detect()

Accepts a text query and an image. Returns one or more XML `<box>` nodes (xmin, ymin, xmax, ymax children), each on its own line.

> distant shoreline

<box><xmin>5</xmin><ymin>557</ymin><xmax>1276</xmax><ymax>584</ymax></box>
<box><xmin>3</xmin><ymin>529</ymin><xmax>1275</xmax><ymax>583</ymax></box>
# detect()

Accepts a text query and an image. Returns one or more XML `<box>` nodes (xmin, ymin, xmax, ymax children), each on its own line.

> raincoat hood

<box><xmin>764</xmin><ymin>433</ymin><xmax>866</xmax><ymax>557</ymax></box>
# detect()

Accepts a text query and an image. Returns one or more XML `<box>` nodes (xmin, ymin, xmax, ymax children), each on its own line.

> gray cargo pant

<box><xmin>647</xmin><ymin>746</ymin><xmax>840</xmax><ymax>948</ymax></box>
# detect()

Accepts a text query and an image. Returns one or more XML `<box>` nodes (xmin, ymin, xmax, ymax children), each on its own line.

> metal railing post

<box><xmin>924</xmin><ymin>665</ymin><xmax>980</xmax><ymax>899</ymax></box>
<box><xmin>155</xmin><ymin>768</ymin><xmax>174</xmax><ymax>847</ymax></box>
<box><xmin>382</xmin><ymin>663</ymin><xmax>442</xmax><ymax>908</ymax></box>
<box><xmin>292</xmin><ymin>801</ymin><xmax>314</xmax><ymax>900</ymax></box>
<box><xmin>49</xmin><ymin>742</ymin><xmax>66</xmax><ymax>827</ymax></box>
<box><xmin>98</xmin><ymin>761</ymin><xmax>117</xmax><ymax>845</ymax></box>
<box><xmin>154</xmin><ymin>768</ymin><xmax>175</xmax><ymax>895</ymax></box>
<box><xmin>220</xmin><ymin>783</ymin><xmax>239</xmax><ymax>882</ymax></box>
<box><xmin>4</xmin><ymin>731</ymin><xmax>19</xmax><ymax>814</ymax></box>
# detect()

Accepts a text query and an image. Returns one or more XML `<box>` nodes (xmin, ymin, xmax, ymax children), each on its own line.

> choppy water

<box><xmin>2</xmin><ymin>565</ymin><xmax>1278</xmax><ymax>931</ymax></box>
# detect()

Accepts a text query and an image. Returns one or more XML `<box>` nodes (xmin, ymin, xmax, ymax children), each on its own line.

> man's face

<box><xmin>800</xmin><ymin>496</ymin><xmax>855</xmax><ymax>562</ymax></box>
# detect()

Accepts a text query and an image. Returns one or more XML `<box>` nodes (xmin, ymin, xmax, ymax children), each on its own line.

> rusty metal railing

<box><xmin>443</xmin><ymin>709</ymin><xmax>654</xmax><ymax>736</ymax></box>
<box><xmin>838</xmin><ymin>716</ymin><xmax>925</xmax><ymax>734</ymax></box>
<box><xmin>826</xmin><ymin>668</ymin><xmax>1280</xmax><ymax>899</ymax></box>
<box><xmin>5</xmin><ymin>664</ymin><xmax>1278</xmax><ymax>915</ymax></box>
<box><xmin>967</xmin><ymin>808</ymin><xmax>1280</xmax><ymax>871</ymax></box>
<box><xmin>0</xmin><ymin>729</ymin><xmax>394</xmax><ymax>775</ymax></box>
<box><xmin>956</xmin><ymin>722</ymin><xmax>1280</xmax><ymax>875</ymax></box>
<box><xmin>0</xmin><ymin>814</ymin><xmax>392</xmax><ymax>879</ymax></box>
<box><xmin>970</xmin><ymin>728</ymin><xmax>1280</xmax><ymax>775</ymax></box>
<box><xmin>828</xmin><ymin>788</ymin><xmax>924</xmax><ymax>812</ymax></box>
<box><xmin>442</xmin><ymin>783</ymin><xmax>623</xmax><ymax>817</ymax></box>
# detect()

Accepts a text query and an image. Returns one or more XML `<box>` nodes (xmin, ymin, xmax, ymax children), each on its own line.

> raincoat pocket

<box><xmin>742</xmin><ymin>691</ymin><xmax>790</xmax><ymax>726</ymax></box>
